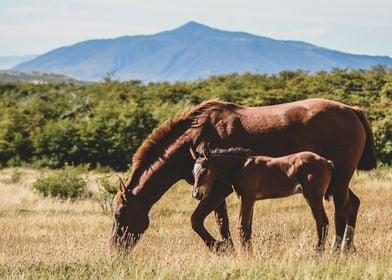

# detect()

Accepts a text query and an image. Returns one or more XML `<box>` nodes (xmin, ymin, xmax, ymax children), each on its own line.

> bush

<box><xmin>1</xmin><ymin>67</ymin><xmax>392</xmax><ymax>168</ymax></box>
<box><xmin>96</xmin><ymin>175</ymin><xmax>119</xmax><ymax>213</ymax></box>
<box><xmin>32</xmin><ymin>166</ymin><xmax>89</xmax><ymax>199</ymax></box>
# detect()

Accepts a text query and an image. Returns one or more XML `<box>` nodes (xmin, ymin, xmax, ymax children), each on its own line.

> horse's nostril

<box><xmin>192</xmin><ymin>190</ymin><xmax>199</xmax><ymax>199</ymax></box>
<box><xmin>192</xmin><ymin>187</ymin><xmax>203</xmax><ymax>200</ymax></box>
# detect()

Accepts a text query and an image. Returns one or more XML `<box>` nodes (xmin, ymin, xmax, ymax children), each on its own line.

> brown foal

<box><xmin>191</xmin><ymin>147</ymin><xmax>335</xmax><ymax>255</ymax></box>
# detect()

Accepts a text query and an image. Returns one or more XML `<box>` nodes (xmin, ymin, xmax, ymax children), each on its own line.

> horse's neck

<box><xmin>132</xmin><ymin>145</ymin><xmax>192</xmax><ymax>211</ymax></box>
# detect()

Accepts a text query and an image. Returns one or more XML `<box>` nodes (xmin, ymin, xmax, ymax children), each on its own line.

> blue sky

<box><xmin>0</xmin><ymin>0</ymin><xmax>391</xmax><ymax>57</ymax></box>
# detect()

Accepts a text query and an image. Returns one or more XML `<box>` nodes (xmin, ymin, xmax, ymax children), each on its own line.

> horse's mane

<box><xmin>210</xmin><ymin>147</ymin><xmax>253</xmax><ymax>157</ymax></box>
<box><xmin>127</xmin><ymin>99</ymin><xmax>238</xmax><ymax>189</ymax></box>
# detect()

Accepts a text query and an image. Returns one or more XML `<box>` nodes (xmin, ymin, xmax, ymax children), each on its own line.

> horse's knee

<box><xmin>320</xmin><ymin>215</ymin><xmax>329</xmax><ymax>227</ymax></box>
<box><xmin>191</xmin><ymin>212</ymin><xmax>203</xmax><ymax>232</ymax></box>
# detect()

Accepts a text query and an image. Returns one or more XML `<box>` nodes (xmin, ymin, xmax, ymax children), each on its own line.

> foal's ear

<box><xmin>202</xmin><ymin>147</ymin><xmax>210</xmax><ymax>160</ymax></box>
<box><xmin>189</xmin><ymin>146</ymin><xmax>197</xmax><ymax>160</ymax></box>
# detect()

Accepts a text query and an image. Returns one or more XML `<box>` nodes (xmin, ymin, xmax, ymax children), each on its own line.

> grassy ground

<box><xmin>0</xmin><ymin>167</ymin><xmax>391</xmax><ymax>279</ymax></box>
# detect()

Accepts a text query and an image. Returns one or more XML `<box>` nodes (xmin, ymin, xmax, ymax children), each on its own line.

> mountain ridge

<box><xmin>14</xmin><ymin>22</ymin><xmax>392</xmax><ymax>82</ymax></box>
<box><xmin>0</xmin><ymin>55</ymin><xmax>38</xmax><ymax>70</ymax></box>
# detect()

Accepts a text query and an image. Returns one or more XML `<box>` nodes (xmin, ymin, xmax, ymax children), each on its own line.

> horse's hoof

<box><xmin>341</xmin><ymin>225</ymin><xmax>356</xmax><ymax>254</ymax></box>
<box><xmin>210</xmin><ymin>240</ymin><xmax>234</xmax><ymax>255</ymax></box>
<box><xmin>341</xmin><ymin>243</ymin><xmax>357</xmax><ymax>254</ymax></box>
<box><xmin>312</xmin><ymin>246</ymin><xmax>324</xmax><ymax>260</ymax></box>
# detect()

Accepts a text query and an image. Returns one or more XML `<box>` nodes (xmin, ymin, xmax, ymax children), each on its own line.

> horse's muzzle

<box><xmin>109</xmin><ymin>223</ymin><xmax>142</xmax><ymax>252</ymax></box>
<box><xmin>192</xmin><ymin>187</ymin><xmax>203</xmax><ymax>200</ymax></box>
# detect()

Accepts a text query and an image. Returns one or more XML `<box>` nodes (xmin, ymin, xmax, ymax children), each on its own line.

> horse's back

<box><xmin>208</xmin><ymin>98</ymin><xmax>369</xmax><ymax>175</ymax></box>
<box><xmin>237</xmin><ymin>98</ymin><xmax>353</xmax><ymax>129</ymax></box>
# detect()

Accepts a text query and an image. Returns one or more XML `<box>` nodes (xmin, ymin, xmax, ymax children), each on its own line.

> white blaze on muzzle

<box><xmin>193</xmin><ymin>163</ymin><xmax>203</xmax><ymax>176</ymax></box>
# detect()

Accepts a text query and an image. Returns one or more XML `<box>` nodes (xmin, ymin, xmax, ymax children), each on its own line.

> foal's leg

<box><xmin>306</xmin><ymin>197</ymin><xmax>329</xmax><ymax>256</ymax></box>
<box><xmin>302</xmin><ymin>177</ymin><xmax>329</xmax><ymax>256</ymax></box>
<box><xmin>237</xmin><ymin>194</ymin><xmax>255</xmax><ymax>252</ymax></box>
<box><xmin>191</xmin><ymin>183</ymin><xmax>233</xmax><ymax>253</ymax></box>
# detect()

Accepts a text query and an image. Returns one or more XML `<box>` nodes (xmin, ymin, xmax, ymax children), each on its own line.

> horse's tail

<box><xmin>352</xmin><ymin>106</ymin><xmax>377</xmax><ymax>170</ymax></box>
<box><xmin>324</xmin><ymin>160</ymin><xmax>335</xmax><ymax>201</ymax></box>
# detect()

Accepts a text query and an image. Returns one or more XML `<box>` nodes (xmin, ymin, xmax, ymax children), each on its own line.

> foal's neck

<box><xmin>211</xmin><ymin>155</ymin><xmax>248</xmax><ymax>183</ymax></box>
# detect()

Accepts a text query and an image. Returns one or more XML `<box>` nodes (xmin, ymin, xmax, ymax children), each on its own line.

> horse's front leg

<box><xmin>238</xmin><ymin>194</ymin><xmax>255</xmax><ymax>252</ymax></box>
<box><xmin>191</xmin><ymin>183</ymin><xmax>233</xmax><ymax>253</ymax></box>
<box><xmin>213</xmin><ymin>183</ymin><xmax>233</xmax><ymax>248</ymax></box>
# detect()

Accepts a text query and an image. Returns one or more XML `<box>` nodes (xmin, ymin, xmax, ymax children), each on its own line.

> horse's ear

<box><xmin>118</xmin><ymin>176</ymin><xmax>126</xmax><ymax>193</ymax></box>
<box><xmin>190</xmin><ymin>146</ymin><xmax>198</xmax><ymax>160</ymax></box>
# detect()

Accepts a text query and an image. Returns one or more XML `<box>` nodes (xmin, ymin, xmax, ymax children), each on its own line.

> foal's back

<box><xmin>234</xmin><ymin>151</ymin><xmax>333</xmax><ymax>200</ymax></box>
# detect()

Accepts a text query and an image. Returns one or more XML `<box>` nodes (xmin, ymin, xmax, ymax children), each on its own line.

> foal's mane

<box><xmin>210</xmin><ymin>147</ymin><xmax>253</xmax><ymax>157</ymax></box>
<box><xmin>127</xmin><ymin>99</ymin><xmax>238</xmax><ymax>189</ymax></box>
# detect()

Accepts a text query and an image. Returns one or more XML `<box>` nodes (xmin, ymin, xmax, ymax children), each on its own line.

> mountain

<box><xmin>13</xmin><ymin>22</ymin><xmax>392</xmax><ymax>82</ymax></box>
<box><xmin>0</xmin><ymin>70</ymin><xmax>84</xmax><ymax>84</ymax></box>
<box><xmin>0</xmin><ymin>55</ymin><xmax>38</xmax><ymax>70</ymax></box>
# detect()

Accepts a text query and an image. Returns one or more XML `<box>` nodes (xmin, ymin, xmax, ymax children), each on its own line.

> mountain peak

<box><xmin>177</xmin><ymin>21</ymin><xmax>212</xmax><ymax>30</ymax></box>
<box><xmin>171</xmin><ymin>21</ymin><xmax>217</xmax><ymax>36</ymax></box>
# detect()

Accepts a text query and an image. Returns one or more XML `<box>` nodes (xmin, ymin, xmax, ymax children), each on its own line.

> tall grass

<box><xmin>0</xmin><ymin>168</ymin><xmax>391</xmax><ymax>279</ymax></box>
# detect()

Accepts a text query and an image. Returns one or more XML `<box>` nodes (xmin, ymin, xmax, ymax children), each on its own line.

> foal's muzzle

<box><xmin>192</xmin><ymin>187</ymin><xmax>203</xmax><ymax>200</ymax></box>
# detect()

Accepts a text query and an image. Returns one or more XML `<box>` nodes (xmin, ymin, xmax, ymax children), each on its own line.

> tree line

<box><xmin>0</xmin><ymin>66</ymin><xmax>391</xmax><ymax>171</ymax></box>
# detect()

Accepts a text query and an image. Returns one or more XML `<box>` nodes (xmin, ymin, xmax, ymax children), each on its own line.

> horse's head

<box><xmin>110</xmin><ymin>179</ymin><xmax>149</xmax><ymax>251</ymax></box>
<box><xmin>190</xmin><ymin>147</ymin><xmax>216</xmax><ymax>201</ymax></box>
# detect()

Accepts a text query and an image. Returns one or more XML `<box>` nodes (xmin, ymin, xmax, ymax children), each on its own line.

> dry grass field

<box><xmin>0</xmin><ymin>167</ymin><xmax>391</xmax><ymax>279</ymax></box>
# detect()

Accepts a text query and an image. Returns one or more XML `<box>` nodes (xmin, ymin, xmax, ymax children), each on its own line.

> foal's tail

<box><xmin>324</xmin><ymin>160</ymin><xmax>335</xmax><ymax>201</ymax></box>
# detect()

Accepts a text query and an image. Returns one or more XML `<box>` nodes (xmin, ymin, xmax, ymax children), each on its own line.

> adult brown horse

<box><xmin>110</xmin><ymin>98</ymin><xmax>376</xmax><ymax>253</ymax></box>
<box><xmin>191</xmin><ymin>147</ymin><xmax>335</xmax><ymax>255</ymax></box>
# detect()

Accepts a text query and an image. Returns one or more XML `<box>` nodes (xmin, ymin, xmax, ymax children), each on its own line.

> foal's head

<box><xmin>190</xmin><ymin>146</ymin><xmax>252</xmax><ymax>200</ymax></box>
<box><xmin>190</xmin><ymin>148</ymin><xmax>216</xmax><ymax>201</ymax></box>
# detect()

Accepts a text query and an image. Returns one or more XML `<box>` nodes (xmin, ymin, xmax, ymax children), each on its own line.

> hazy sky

<box><xmin>0</xmin><ymin>0</ymin><xmax>391</xmax><ymax>57</ymax></box>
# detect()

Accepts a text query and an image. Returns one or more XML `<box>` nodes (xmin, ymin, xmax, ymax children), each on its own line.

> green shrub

<box><xmin>32</xmin><ymin>166</ymin><xmax>88</xmax><ymax>199</ymax></box>
<box><xmin>1</xmin><ymin>67</ymin><xmax>392</xmax><ymax>168</ymax></box>
<box><xmin>96</xmin><ymin>175</ymin><xmax>119</xmax><ymax>213</ymax></box>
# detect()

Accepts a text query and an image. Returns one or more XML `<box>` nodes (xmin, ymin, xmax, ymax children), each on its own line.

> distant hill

<box><xmin>0</xmin><ymin>55</ymin><xmax>38</xmax><ymax>70</ymax></box>
<box><xmin>0</xmin><ymin>70</ymin><xmax>84</xmax><ymax>84</ymax></box>
<box><xmin>13</xmin><ymin>22</ymin><xmax>392</xmax><ymax>82</ymax></box>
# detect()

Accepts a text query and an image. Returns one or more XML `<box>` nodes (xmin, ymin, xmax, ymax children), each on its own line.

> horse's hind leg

<box><xmin>331</xmin><ymin>180</ymin><xmax>350</xmax><ymax>252</ymax></box>
<box><xmin>342</xmin><ymin>189</ymin><xmax>360</xmax><ymax>252</ymax></box>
